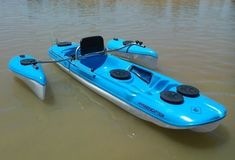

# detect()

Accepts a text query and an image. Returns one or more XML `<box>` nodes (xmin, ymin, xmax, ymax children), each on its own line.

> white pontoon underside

<box><xmin>13</xmin><ymin>73</ymin><xmax>46</xmax><ymax>100</ymax></box>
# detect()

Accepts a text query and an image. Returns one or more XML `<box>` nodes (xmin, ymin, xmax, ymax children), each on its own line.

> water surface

<box><xmin>0</xmin><ymin>0</ymin><xmax>235</xmax><ymax>160</ymax></box>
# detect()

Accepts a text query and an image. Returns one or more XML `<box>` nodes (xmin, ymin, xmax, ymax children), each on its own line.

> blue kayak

<box><xmin>8</xmin><ymin>54</ymin><xmax>46</xmax><ymax>100</ymax></box>
<box><xmin>48</xmin><ymin>36</ymin><xmax>227</xmax><ymax>132</ymax></box>
<box><xmin>107</xmin><ymin>38</ymin><xmax>158</xmax><ymax>69</ymax></box>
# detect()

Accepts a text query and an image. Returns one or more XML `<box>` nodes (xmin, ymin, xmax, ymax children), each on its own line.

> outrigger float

<box><xmin>8</xmin><ymin>36</ymin><xmax>227</xmax><ymax>132</ymax></box>
<box><xmin>8</xmin><ymin>55</ymin><xmax>46</xmax><ymax>100</ymax></box>
<box><xmin>107</xmin><ymin>38</ymin><xmax>158</xmax><ymax>69</ymax></box>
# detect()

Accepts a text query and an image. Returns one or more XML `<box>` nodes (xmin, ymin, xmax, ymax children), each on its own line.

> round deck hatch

<box><xmin>160</xmin><ymin>91</ymin><xmax>184</xmax><ymax>104</ymax></box>
<box><xmin>56</xmin><ymin>41</ymin><xmax>72</xmax><ymax>47</ymax></box>
<box><xmin>177</xmin><ymin>85</ymin><xmax>200</xmax><ymax>98</ymax></box>
<box><xmin>110</xmin><ymin>69</ymin><xmax>131</xmax><ymax>80</ymax></box>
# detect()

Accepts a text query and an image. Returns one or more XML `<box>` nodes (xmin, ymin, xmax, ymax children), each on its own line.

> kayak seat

<box><xmin>79</xmin><ymin>36</ymin><xmax>107</xmax><ymax>70</ymax></box>
<box><xmin>80</xmin><ymin>54</ymin><xmax>107</xmax><ymax>70</ymax></box>
<box><xmin>80</xmin><ymin>36</ymin><xmax>105</xmax><ymax>56</ymax></box>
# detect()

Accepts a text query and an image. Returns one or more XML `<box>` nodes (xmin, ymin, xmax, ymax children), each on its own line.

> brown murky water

<box><xmin>0</xmin><ymin>0</ymin><xmax>235</xmax><ymax>159</ymax></box>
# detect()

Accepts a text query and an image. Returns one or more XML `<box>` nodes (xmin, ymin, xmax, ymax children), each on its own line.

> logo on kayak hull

<box><xmin>138</xmin><ymin>102</ymin><xmax>164</xmax><ymax>118</ymax></box>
